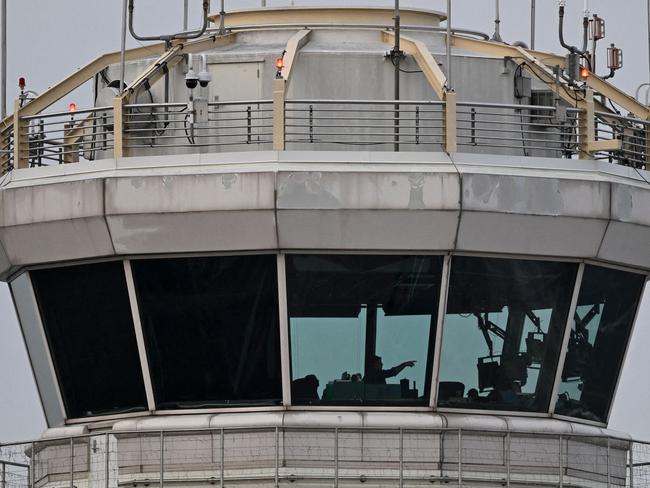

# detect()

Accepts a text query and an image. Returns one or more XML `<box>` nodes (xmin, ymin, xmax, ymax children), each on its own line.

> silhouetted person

<box><xmin>292</xmin><ymin>374</ymin><xmax>320</xmax><ymax>402</ymax></box>
<box><xmin>467</xmin><ymin>388</ymin><xmax>479</xmax><ymax>402</ymax></box>
<box><xmin>363</xmin><ymin>355</ymin><xmax>416</xmax><ymax>384</ymax></box>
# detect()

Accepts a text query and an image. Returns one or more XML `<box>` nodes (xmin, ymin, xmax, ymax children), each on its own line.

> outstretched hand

<box><xmin>403</xmin><ymin>360</ymin><xmax>416</xmax><ymax>368</ymax></box>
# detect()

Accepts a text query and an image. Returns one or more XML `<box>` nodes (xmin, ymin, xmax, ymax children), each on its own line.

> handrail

<box><xmin>10</xmin><ymin>97</ymin><xmax>650</xmax><ymax>174</ymax></box>
<box><xmin>0</xmin><ymin>425</ymin><xmax>645</xmax><ymax>488</ymax></box>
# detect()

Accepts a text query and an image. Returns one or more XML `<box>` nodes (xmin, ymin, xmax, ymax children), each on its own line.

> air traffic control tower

<box><xmin>1</xmin><ymin>3</ymin><xmax>650</xmax><ymax>487</ymax></box>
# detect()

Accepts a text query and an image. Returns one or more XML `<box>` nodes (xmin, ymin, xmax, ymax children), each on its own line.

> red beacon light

<box><xmin>68</xmin><ymin>103</ymin><xmax>77</xmax><ymax>113</ymax></box>
<box><xmin>580</xmin><ymin>67</ymin><xmax>590</xmax><ymax>79</ymax></box>
<box><xmin>18</xmin><ymin>77</ymin><xmax>26</xmax><ymax>91</ymax></box>
<box><xmin>275</xmin><ymin>56</ymin><xmax>285</xmax><ymax>79</ymax></box>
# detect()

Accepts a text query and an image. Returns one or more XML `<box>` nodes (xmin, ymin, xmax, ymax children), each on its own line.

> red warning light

<box><xmin>275</xmin><ymin>57</ymin><xmax>285</xmax><ymax>70</ymax></box>
<box><xmin>580</xmin><ymin>67</ymin><xmax>590</xmax><ymax>79</ymax></box>
<box><xmin>68</xmin><ymin>103</ymin><xmax>77</xmax><ymax>113</ymax></box>
<box><xmin>18</xmin><ymin>77</ymin><xmax>26</xmax><ymax>90</ymax></box>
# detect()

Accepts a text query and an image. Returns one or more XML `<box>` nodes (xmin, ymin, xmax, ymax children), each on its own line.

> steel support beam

<box><xmin>282</xmin><ymin>29</ymin><xmax>311</xmax><ymax>88</ymax></box>
<box><xmin>383</xmin><ymin>31</ymin><xmax>447</xmax><ymax>99</ymax></box>
<box><xmin>273</xmin><ymin>78</ymin><xmax>286</xmax><ymax>151</ymax></box>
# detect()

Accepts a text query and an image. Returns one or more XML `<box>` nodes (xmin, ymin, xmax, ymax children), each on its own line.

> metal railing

<box><xmin>456</xmin><ymin>102</ymin><xmax>581</xmax><ymax>158</ymax></box>
<box><xmin>123</xmin><ymin>100</ymin><xmax>273</xmax><ymax>151</ymax></box>
<box><xmin>594</xmin><ymin>111</ymin><xmax>650</xmax><ymax>168</ymax></box>
<box><xmin>285</xmin><ymin>99</ymin><xmax>445</xmax><ymax>149</ymax></box>
<box><xmin>1</xmin><ymin>426</ymin><xmax>649</xmax><ymax>488</ymax></box>
<box><xmin>18</xmin><ymin>107</ymin><xmax>114</xmax><ymax>167</ymax></box>
<box><xmin>0</xmin><ymin>121</ymin><xmax>13</xmax><ymax>174</ymax></box>
<box><xmin>5</xmin><ymin>98</ymin><xmax>650</xmax><ymax>175</ymax></box>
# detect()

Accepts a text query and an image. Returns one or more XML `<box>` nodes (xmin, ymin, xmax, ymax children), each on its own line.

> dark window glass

<box><xmin>32</xmin><ymin>262</ymin><xmax>148</xmax><ymax>418</ymax></box>
<box><xmin>438</xmin><ymin>257</ymin><xmax>577</xmax><ymax>412</ymax></box>
<box><xmin>287</xmin><ymin>255</ymin><xmax>443</xmax><ymax>406</ymax></box>
<box><xmin>555</xmin><ymin>265</ymin><xmax>645</xmax><ymax>423</ymax></box>
<box><xmin>132</xmin><ymin>255</ymin><xmax>282</xmax><ymax>409</ymax></box>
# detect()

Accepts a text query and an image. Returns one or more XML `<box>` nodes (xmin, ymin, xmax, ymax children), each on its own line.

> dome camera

<box><xmin>198</xmin><ymin>70</ymin><xmax>212</xmax><ymax>88</ymax></box>
<box><xmin>185</xmin><ymin>69</ymin><xmax>199</xmax><ymax>90</ymax></box>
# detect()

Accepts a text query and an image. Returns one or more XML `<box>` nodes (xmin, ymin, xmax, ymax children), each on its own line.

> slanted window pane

<box><xmin>438</xmin><ymin>257</ymin><xmax>577</xmax><ymax>412</ymax></box>
<box><xmin>32</xmin><ymin>262</ymin><xmax>148</xmax><ymax>418</ymax></box>
<box><xmin>287</xmin><ymin>255</ymin><xmax>443</xmax><ymax>406</ymax></box>
<box><xmin>132</xmin><ymin>255</ymin><xmax>282</xmax><ymax>409</ymax></box>
<box><xmin>555</xmin><ymin>265</ymin><xmax>645</xmax><ymax>422</ymax></box>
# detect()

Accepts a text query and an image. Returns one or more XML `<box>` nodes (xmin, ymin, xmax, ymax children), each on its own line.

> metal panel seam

<box><xmin>595</xmin><ymin>181</ymin><xmax>613</xmax><ymax>258</ymax></box>
<box><xmin>102</xmin><ymin>177</ymin><xmax>118</xmax><ymax>256</ymax></box>
<box><xmin>449</xmin><ymin>153</ymin><xmax>462</xmax><ymax>253</ymax></box>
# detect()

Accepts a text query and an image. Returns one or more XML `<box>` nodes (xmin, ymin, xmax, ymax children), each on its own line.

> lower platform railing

<box><xmin>1</xmin><ymin>426</ymin><xmax>649</xmax><ymax>488</ymax></box>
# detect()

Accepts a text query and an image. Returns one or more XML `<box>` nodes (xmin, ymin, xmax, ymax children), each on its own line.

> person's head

<box><xmin>305</xmin><ymin>374</ymin><xmax>319</xmax><ymax>389</ymax></box>
<box><xmin>371</xmin><ymin>355</ymin><xmax>383</xmax><ymax>370</ymax></box>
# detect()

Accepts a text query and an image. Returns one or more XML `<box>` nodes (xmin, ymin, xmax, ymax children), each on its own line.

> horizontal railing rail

<box><xmin>285</xmin><ymin>99</ymin><xmax>445</xmax><ymax>149</ymax></box>
<box><xmin>123</xmin><ymin>100</ymin><xmax>273</xmax><ymax>151</ymax></box>
<box><xmin>5</xmin><ymin>98</ymin><xmax>650</xmax><ymax>176</ymax></box>
<box><xmin>456</xmin><ymin>101</ymin><xmax>581</xmax><ymax>158</ymax></box>
<box><xmin>15</xmin><ymin>106</ymin><xmax>115</xmax><ymax>168</ymax></box>
<box><xmin>1</xmin><ymin>426</ymin><xmax>649</xmax><ymax>488</ymax></box>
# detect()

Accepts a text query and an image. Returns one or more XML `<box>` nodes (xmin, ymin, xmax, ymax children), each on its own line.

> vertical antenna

<box><xmin>446</xmin><ymin>0</ymin><xmax>452</xmax><ymax>89</ymax></box>
<box><xmin>261</xmin><ymin>0</ymin><xmax>266</xmax><ymax>6</ymax></box>
<box><xmin>1</xmin><ymin>0</ymin><xmax>6</xmax><ymax>118</ymax></box>
<box><xmin>392</xmin><ymin>0</ymin><xmax>401</xmax><ymax>152</ymax></box>
<box><xmin>492</xmin><ymin>0</ymin><xmax>502</xmax><ymax>42</ymax></box>
<box><xmin>219</xmin><ymin>0</ymin><xmax>225</xmax><ymax>35</ymax></box>
<box><xmin>530</xmin><ymin>0</ymin><xmax>536</xmax><ymax>50</ymax></box>
<box><xmin>183</xmin><ymin>0</ymin><xmax>189</xmax><ymax>31</ymax></box>
<box><xmin>119</xmin><ymin>0</ymin><xmax>128</xmax><ymax>94</ymax></box>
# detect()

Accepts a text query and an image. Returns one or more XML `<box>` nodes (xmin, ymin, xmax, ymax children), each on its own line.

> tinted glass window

<box><xmin>438</xmin><ymin>257</ymin><xmax>577</xmax><ymax>412</ymax></box>
<box><xmin>32</xmin><ymin>262</ymin><xmax>147</xmax><ymax>418</ymax></box>
<box><xmin>132</xmin><ymin>255</ymin><xmax>282</xmax><ymax>409</ymax></box>
<box><xmin>555</xmin><ymin>265</ymin><xmax>645</xmax><ymax>422</ymax></box>
<box><xmin>287</xmin><ymin>255</ymin><xmax>443</xmax><ymax>406</ymax></box>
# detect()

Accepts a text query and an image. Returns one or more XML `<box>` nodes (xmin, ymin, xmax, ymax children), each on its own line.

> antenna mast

<box><xmin>492</xmin><ymin>0</ymin><xmax>502</xmax><ymax>42</ymax></box>
<box><xmin>530</xmin><ymin>0</ymin><xmax>536</xmax><ymax>49</ymax></box>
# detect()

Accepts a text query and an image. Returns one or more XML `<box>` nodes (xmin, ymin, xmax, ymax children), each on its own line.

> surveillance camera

<box><xmin>198</xmin><ymin>70</ymin><xmax>212</xmax><ymax>88</ymax></box>
<box><xmin>185</xmin><ymin>69</ymin><xmax>198</xmax><ymax>90</ymax></box>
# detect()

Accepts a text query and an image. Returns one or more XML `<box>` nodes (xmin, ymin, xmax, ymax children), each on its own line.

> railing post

<box><xmin>29</xmin><ymin>441</ymin><xmax>34</xmax><ymax>488</ymax></box>
<box><xmin>246</xmin><ymin>106</ymin><xmax>252</xmax><ymax>144</ymax></box>
<box><xmin>113</xmin><ymin>97</ymin><xmax>125</xmax><ymax>159</ymax></box>
<box><xmin>607</xmin><ymin>437</ymin><xmax>611</xmax><ymax>488</ymax></box>
<box><xmin>13</xmin><ymin>100</ymin><xmax>28</xmax><ymax>169</ymax></box>
<box><xmin>457</xmin><ymin>429</ymin><xmax>462</xmax><ymax>488</ymax></box>
<box><xmin>505</xmin><ymin>432</ymin><xmax>510</xmax><ymax>488</ymax></box>
<box><xmin>220</xmin><ymin>428</ymin><xmax>224</xmax><ymax>488</ymax></box>
<box><xmin>645</xmin><ymin>118</ymin><xmax>650</xmax><ymax>171</ymax></box>
<box><xmin>629</xmin><ymin>441</ymin><xmax>634</xmax><ymax>488</ymax></box>
<box><xmin>578</xmin><ymin>88</ymin><xmax>594</xmax><ymax>160</ymax></box>
<box><xmin>558</xmin><ymin>435</ymin><xmax>563</xmax><ymax>488</ymax></box>
<box><xmin>272</xmin><ymin>78</ymin><xmax>285</xmax><ymax>151</ymax></box>
<box><xmin>274</xmin><ymin>427</ymin><xmax>279</xmax><ymax>488</ymax></box>
<box><xmin>399</xmin><ymin>428</ymin><xmax>404</xmax><ymax>488</ymax></box>
<box><xmin>2</xmin><ymin>461</ymin><xmax>6</xmax><ymax>488</ymax></box>
<box><xmin>334</xmin><ymin>428</ymin><xmax>339</xmax><ymax>488</ymax></box>
<box><xmin>443</xmin><ymin>90</ymin><xmax>457</xmax><ymax>153</ymax></box>
<box><xmin>63</xmin><ymin>122</ymin><xmax>79</xmax><ymax>164</ymax></box>
<box><xmin>69</xmin><ymin>437</ymin><xmax>74</xmax><ymax>488</ymax></box>
<box><xmin>105</xmin><ymin>432</ymin><xmax>110</xmax><ymax>488</ymax></box>
<box><xmin>159</xmin><ymin>431</ymin><xmax>164</xmax><ymax>488</ymax></box>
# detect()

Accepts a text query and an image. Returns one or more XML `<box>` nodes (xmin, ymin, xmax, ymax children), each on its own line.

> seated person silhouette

<box><xmin>292</xmin><ymin>374</ymin><xmax>320</xmax><ymax>402</ymax></box>
<box><xmin>363</xmin><ymin>355</ymin><xmax>416</xmax><ymax>384</ymax></box>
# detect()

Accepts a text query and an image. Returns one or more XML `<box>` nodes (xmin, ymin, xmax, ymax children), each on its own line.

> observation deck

<box><xmin>1</xmin><ymin>5</ymin><xmax>650</xmax><ymax>488</ymax></box>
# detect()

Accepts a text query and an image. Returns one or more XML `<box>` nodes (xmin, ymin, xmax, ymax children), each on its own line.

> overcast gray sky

<box><xmin>1</xmin><ymin>0</ymin><xmax>649</xmax><ymax>443</ymax></box>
